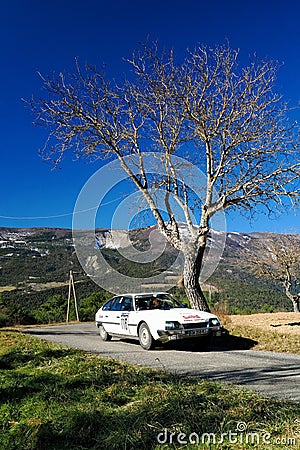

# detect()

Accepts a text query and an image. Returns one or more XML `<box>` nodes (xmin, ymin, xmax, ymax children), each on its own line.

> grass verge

<box><xmin>0</xmin><ymin>331</ymin><xmax>299</xmax><ymax>449</ymax></box>
<box><xmin>214</xmin><ymin>313</ymin><xmax>300</xmax><ymax>354</ymax></box>
<box><xmin>226</xmin><ymin>324</ymin><xmax>300</xmax><ymax>354</ymax></box>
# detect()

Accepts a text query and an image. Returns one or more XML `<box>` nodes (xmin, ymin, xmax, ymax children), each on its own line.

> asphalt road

<box><xmin>24</xmin><ymin>323</ymin><xmax>300</xmax><ymax>402</ymax></box>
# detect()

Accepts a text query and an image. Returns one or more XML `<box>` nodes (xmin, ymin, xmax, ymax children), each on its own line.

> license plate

<box><xmin>186</xmin><ymin>329</ymin><xmax>208</xmax><ymax>336</ymax></box>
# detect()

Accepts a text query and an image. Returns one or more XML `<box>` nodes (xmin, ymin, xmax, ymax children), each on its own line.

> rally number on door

<box><xmin>121</xmin><ymin>314</ymin><xmax>129</xmax><ymax>330</ymax></box>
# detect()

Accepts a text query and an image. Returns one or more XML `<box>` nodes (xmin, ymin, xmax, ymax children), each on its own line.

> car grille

<box><xmin>182</xmin><ymin>322</ymin><xmax>208</xmax><ymax>329</ymax></box>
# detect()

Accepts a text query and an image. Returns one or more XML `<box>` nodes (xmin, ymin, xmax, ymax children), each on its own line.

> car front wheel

<box><xmin>138</xmin><ymin>322</ymin><xmax>154</xmax><ymax>350</ymax></box>
<box><xmin>99</xmin><ymin>324</ymin><xmax>112</xmax><ymax>341</ymax></box>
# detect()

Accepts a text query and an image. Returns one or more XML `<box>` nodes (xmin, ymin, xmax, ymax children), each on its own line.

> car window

<box><xmin>135</xmin><ymin>296</ymin><xmax>150</xmax><ymax>310</ymax></box>
<box><xmin>102</xmin><ymin>299</ymin><xmax>114</xmax><ymax>311</ymax></box>
<box><xmin>110</xmin><ymin>297</ymin><xmax>123</xmax><ymax>311</ymax></box>
<box><xmin>156</xmin><ymin>293</ymin><xmax>183</xmax><ymax>308</ymax></box>
<box><xmin>134</xmin><ymin>293</ymin><xmax>183</xmax><ymax>310</ymax></box>
<box><xmin>121</xmin><ymin>297</ymin><xmax>133</xmax><ymax>311</ymax></box>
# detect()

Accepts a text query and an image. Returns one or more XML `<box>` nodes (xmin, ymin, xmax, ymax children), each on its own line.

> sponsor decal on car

<box><xmin>181</xmin><ymin>314</ymin><xmax>203</xmax><ymax>320</ymax></box>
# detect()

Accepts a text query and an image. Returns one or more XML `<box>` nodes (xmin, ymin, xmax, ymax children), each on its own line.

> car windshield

<box><xmin>134</xmin><ymin>293</ymin><xmax>184</xmax><ymax>311</ymax></box>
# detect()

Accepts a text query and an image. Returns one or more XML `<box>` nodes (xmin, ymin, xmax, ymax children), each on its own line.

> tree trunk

<box><xmin>292</xmin><ymin>296</ymin><xmax>300</xmax><ymax>313</ymax></box>
<box><xmin>284</xmin><ymin>283</ymin><xmax>300</xmax><ymax>313</ymax></box>
<box><xmin>182</xmin><ymin>244</ymin><xmax>210</xmax><ymax>312</ymax></box>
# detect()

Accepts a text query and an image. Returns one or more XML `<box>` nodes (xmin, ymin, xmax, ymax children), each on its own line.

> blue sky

<box><xmin>1</xmin><ymin>0</ymin><xmax>300</xmax><ymax>233</ymax></box>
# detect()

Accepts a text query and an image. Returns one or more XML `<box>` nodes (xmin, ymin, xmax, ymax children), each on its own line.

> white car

<box><xmin>95</xmin><ymin>292</ymin><xmax>222</xmax><ymax>350</ymax></box>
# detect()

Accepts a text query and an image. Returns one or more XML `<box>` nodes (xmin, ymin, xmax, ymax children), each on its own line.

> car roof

<box><xmin>122</xmin><ymin>292</ymin><xmax>169</xmax><ymax>297</ymax></box>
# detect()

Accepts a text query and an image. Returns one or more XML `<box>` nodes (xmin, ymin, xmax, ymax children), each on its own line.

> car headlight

<box><xmin>165</xmin><ymin>321</ymin><xmax>181</xmax><ymax>330</ymax></box>
<box><xmin>209</xmin><ymin>318</ymin><xmax>220</xmax><ymax>326</ymax></box>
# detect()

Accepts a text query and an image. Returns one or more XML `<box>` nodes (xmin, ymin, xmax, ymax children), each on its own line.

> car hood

<box><xmin>175</xmin><ymin>308</ymin><xmax>218</xmax><ymax>323</ymax></box>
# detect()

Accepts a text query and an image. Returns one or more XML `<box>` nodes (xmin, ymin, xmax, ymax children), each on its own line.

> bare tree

<box><xmin>247</xmin><ymin>234</ymin><xmax>300</xmax><ymax>313</ymax></box>
<box><xmin>27</xmin><ymin>42</ymin><xmax>300</xmax><ymax>311</ymax></box>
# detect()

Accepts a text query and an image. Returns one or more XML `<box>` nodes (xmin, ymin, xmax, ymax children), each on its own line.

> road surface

<box><xmin>24</xmin><ymin>323</ymin><xmax>300</xmax><ymax>402</ymax></box>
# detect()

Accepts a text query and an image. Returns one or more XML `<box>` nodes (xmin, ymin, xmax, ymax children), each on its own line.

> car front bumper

<box><xmin>157</xmin><ymin>326</ymin><xmax>222</xmax><ymax>342</ymax></box>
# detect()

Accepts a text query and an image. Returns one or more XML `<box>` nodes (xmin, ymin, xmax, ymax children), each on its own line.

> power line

<box><xmin>0</xmin><ymin>193</ymin><xmax>130</xmax><ymax>220</ymax></box>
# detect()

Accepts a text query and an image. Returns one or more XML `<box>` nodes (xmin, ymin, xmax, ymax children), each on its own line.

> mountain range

<box><xmin>0</xmin><ymin>226</ymin><xmax>293</xmax><ymax>314</ymax></box>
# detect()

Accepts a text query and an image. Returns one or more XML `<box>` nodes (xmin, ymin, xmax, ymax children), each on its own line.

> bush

<box><xmin>0</xmin><ymin>312</ymin><xmax>10</xmax><ymax>328</ymax></box>
<box><xmin>79</xmin><ymin>291</ymin><xmax>111</xmax><ymax>321</ymax></box>
<box><xmin>32</xmin><ymin>294</ymin><xmax>67</xmax><ymax>323</ymax></box>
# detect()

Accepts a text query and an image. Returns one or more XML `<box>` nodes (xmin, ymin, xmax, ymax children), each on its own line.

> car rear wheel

<box><xmin>138</xmin><ymin>322</ymin><xmax>154</xmax><ymax>350</ymax></box>
<box><xmin>99</xmin><ymin>324</ymin><xmax>112</xmax><ymax>341</ymax></box>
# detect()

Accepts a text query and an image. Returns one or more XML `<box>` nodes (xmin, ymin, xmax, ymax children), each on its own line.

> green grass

<box><xmin>0</xmin><ymin>331</ymin><xmax>299</xmax><ymax>450</ymax></box>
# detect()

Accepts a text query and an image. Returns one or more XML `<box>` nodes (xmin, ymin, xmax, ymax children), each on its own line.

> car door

<box><xmin>105</xmin><ymin>296</ymin><xmax>134</xmax><ymax>335</ymax></box>
<box><xmin>119</xmin><ymin>296</ymin><xmax>134</xmax><ymax>336</ymax></box>
<box><xmin>101</xmin><ymin>296</ymin><xmax>122</xmax><ymax>334</ymax></box>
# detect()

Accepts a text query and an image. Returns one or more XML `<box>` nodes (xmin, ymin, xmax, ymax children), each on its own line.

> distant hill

<box><xmin>0</xmin><ymin>226</ymin><xmax>294</xmax><ymax>322</ymax></box>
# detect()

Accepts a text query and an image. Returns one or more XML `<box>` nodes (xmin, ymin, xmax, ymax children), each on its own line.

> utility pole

<box><xmin>66</xmin><ymin>270</ymin><xmax>80</xmax><ymax>322</ymax></box>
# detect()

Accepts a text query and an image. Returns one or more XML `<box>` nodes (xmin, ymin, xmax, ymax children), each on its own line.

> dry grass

<box><xmin>220</xmin><ymin>312</ymin><xmax>300</xmax><ymax>354</ymax></box>
<box><xmin>0</xmin><ymin>286</ymin><xmax>16</xmax><ymax>293</ymax></box>
<box><xmin>229</xmin><ymin>312</ymin><xmax>300</xmax><ymax>336</ymax></box>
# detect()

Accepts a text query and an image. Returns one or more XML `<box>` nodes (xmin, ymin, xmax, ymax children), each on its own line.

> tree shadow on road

<box><xmin>212</xmin><ymin>331</ymin><xmax>258</xmax><ymax>351</ymax></box>
<box><xmin>164</xmin><ymin>330</ymin><xmax>258</xmax><ymax>352</ymax></box>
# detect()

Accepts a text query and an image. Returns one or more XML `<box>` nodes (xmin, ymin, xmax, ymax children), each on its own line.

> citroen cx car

<box><xmin>95</xmin><ymin>292</ymin><xmax>222</xmax><ymax>350</ymax></box>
